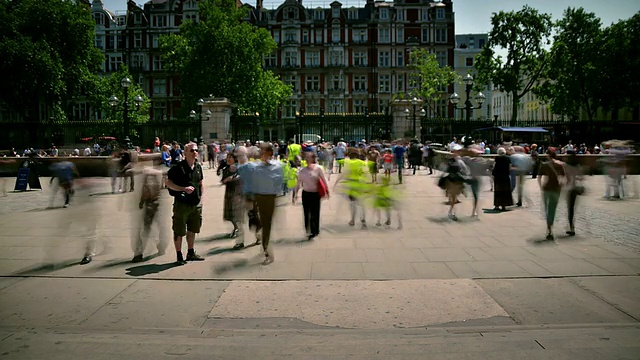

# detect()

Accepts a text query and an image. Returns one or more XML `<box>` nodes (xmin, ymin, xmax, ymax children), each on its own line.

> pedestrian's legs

<box><xmin>517</xmin><ymin>173</ymin><xmax>524</xmax><ymax>206</ymax></box>
<box><xmin>302</xmin><ymin>191</ymin><xmax>312</xmax><ymax>235</ymax></box>
<box><xmin>470</xmin><ymin>178</ymin><xmax>480</xmax><ymax>216</ymax></box>
<box><xmin>256</xmin><ymin>194</ymin><xmax>276</xmax><ymax>260</ymax></box>
<box><xmin>349</xmin><ymin>198</ymin><xmax>357</xmax><ymax>225</ymax></box>
<box><xmin>309</xmin><ymin>192</ymin><xmax>321</xmax><ymax>236</ymax></box>
<box><xmin>567</xmin><ymin>189</ymin><xmax>577</xmax><ymax>234</ymax></box>
<box><xmin>543</xmin><ymin>191</ymin><xmax>560</xmax><ymax>239</ymax></box>
<box><xmin>385</xmin><ymin>207</ymin><xmax>392</xmax><ymax>225</ymax></box>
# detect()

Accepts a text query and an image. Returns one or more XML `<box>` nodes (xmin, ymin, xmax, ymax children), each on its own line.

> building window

<box><xmin>73</xmin><ymin>102</ymin><xmax>89</xmax><ymax>121</ymax></box>
<box><xmin>117</xmin><ymin>16</ymin><xmax>126</xmax><ymax>26</ymax></box>
<box><xmin>285</xmin><ymin>30</ymin><xmax>298</xmax><ymax>43</ymax></box>
<box><xmin>132</xmin><ymin>54</ymin><xmax>145</xmax><ymax>70</ymax></box>
<box><xmin>479</xmin><ymin>38</ymin><xmax>486</xmax><ymax>48</ymax></box>
<box><xmin>435</xmin><ymin>28</ymin><xmax>447</xmax><ymax>43</ymax></box>
<box><xmin>329</xmin><ymin>99</ymin><xmax>343</xmax><ymax>113</ymax></box>
<box><xmin>110</xmin><ymin>55</ymin><xmax>122</xmax><ymax>72</ymax></box>
<box><xmin>465</xmin><ymin>57</ymin><xmax>473</xmax><ymax>67</ymax></box>
<box><xmin>285</xmin><ymin>7</ymin><xmax>299</xmax><ymax>20</ymax></box>
<box><xmin>134</xmin><ymin>12</ymin><xmax>142</xmax><ymax>24</ymax></box>
<box><xmin>302</xmin><ymin>30</ymin><xmax>309</xmax><ymax>43</ymax></box>
<box><xmin>153</xmin><ymin>56</ymin><xmax>163</xmax><ymax>70</ymax></box>
<box><xmin>184</xmin><ymin>13</ymin><xmax>197</xmax><ymax>22</ymax></box>
<box><xmin>264</xmin><ymin>52</ymin><xmax>277</xmax><ymax>67</ymax></box>
<box><xmin>330</xmin><ymin>74</ymin><xmax>343</xmax><ymax>90</ymax></box>
<box><xmin>436</xmin><ymin>50</ymin><xmax>447</xmax><ymax>67</ymax></box>
<box><xmin>306</xmin><ymin>99</ymin><xmax>320</xmax><ymax>114</ymax></box>
<box><xmin>332</xmin><ymin>7</ymin><xmax>340</xmax><ymax>18</ymax></box>
<box><xmin>285</xmin><ymin>100</ymin><xmax>297</xmax><ymax>118</ymax></box>
<box><xmin>153</xmin><ymin>79</ymin><xmax>166</xmax><ymax>95</ymax></box>
<box><xmin>378</xmin><ymin>51</ymin><xmax>390</xmax><ymax>67</ymax></box>
<box><xmin>184</xmin><ymin>0</ymin><xmax>197</xmax><ymax>9</ymax></box>
<box><xmin>396</xmin><ymin>75</ymin><xmax>404</xmax><ymax>93</ymax></box>
<box><xmin>396</xmin><ymin>51</ymin><xmax>404</xmax><ymax>67</ymax></box>
<box><xmin>94</xmin><ymin>35</ymin><xmax>103</xmax><ymax>49</ymax></box>
<box><xmin>306</xmin><ymin>51</ymin><xmax>320</xmax><ymax>67</ymax></box>
<box><xmin>396</xmin><ymin>10</ymin><xmax>403</xmax><ymax>21</ymax></box>
<box><xmin>354</xmin><ymin>99</ymin><xmax>366</xmax><ymax>113</ymax></box>
<box><xmin>396</xmin><ymin>27</ymin><xmax>404</xmax><ymax>43</ymax></box>
<box><xmin>284</xmin><ymin>75</ymin><xmax>298</xmax><ymax>91</ymax></box>
<box><xmin>152</xmin><ymin>34</ymin><xmax>159</xmax><ymax>48</ymax></box>
<box><xmin>134</xmin><ymin>33</ymin><xmax>142</xmax><ymax>48</ymax></box>
<box><xmin>353</xmin><ymin>29</ymin><xmax>367</xmax><ymax>43</ymax></box>
<box><xmin>284</xmin><ymin>50</ymin><xmax>299</xmax><ymax>67</ymax></box>
<box><xmin>354</xmin><ymin>75</ymin><xmax>367</xmax><ymax>92</ymax></box>
<box><xmin>306</xmin><ymin>75</ymin><xmax>320</xmax><ymax>92</ymax></box>
<box><xmin>314</xmin><ymin>9</ymin><xmax>324</xmax><ymax>20</ymax></box>
<box><xmin>332</xmin><ymin>23</ymin><xmax>341</xmax><ymax>43</ymax></box>
<box><xmin>379</xmin><ymin>74</ymin><xmax>390</xmax><ymax>92</ymax></box>
<box><xmin>153</xmin><ymin>15</ymin><xmax>167</xmax><ymax>27</ymax></box>
<box><xmin>348</xmin><ymin>9</ymin><xmax>358</xmax><ymax>19</ymax></box>
<box><xmin>379</xmin><ymin>8</ymin><xmax>388</xmax><ymax>20</ymax></box>
<box><xmin>436</xmin><ymin>8</ymin><xmax>445</xmax><ymax>20</ymax></box>
<box><xmin>421</xmin><ymin>9</ymin><xmax>429</xmax><ymax>21</ymax></box>
<box><xmin>378</xmin><ymin>28</ymin><xmax>390</xmax><ymax>43</ymax></box>
<box><xmin>273</xmin><ymin>30</ymin><xmax>280</xmax><ymax>44</ymax></box>
<box><xmin>315</xmin><ymin>29</ymin><xmax>322</xmax><ymax>43</ymax></box>
<box><xmin>353</xmin><ymin>51</ymin><xmax>367</xmax><ymax>66</ymax></box>
<box><xmin>421</xmin><ymin>28</ymin><xmax>429</xmax><ymax>42</ymax></box>
<box><xmin>153</xmin><ymin>101</ymin><xmax>166</xmax><ymax>120</ymax></box>
<box><xmin>329</xmin><ymin>50</ymin><xmax>343</xmax><ymax>66</ymax></box>
<box><xmin>93</xmin><ymin>13</ymin><xmax>105</xmax><ymax>26</ymax></box>
<box><xmin>106</xmin><ymin>32</ymin><xmax>114</xmax><ymax>49</ymax></box>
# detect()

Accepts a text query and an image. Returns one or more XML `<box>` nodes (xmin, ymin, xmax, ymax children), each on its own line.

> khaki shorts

<box><xmin>172</xmin><ymin>201</ymin><xmax>202</xmax><ymax>236</ymax></box>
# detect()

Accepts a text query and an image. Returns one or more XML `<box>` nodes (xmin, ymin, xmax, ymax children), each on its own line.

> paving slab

<box><xmin>0</xmin><ymin>278</ymin><xmax>134</xmax><ymax>327</ymax></box>
<box><xmin>571</xmin><ymin>276</ymin><xmax>640</xmax><ymax>321</ymax></box>
<box><xmin>82</xmin><ymin>280</ymin><xmax>228</xmax><ymax>329</ymax></box>
<box><xmin>476</xmin><ymin>278</ymin><xmax>638</xmax><ymax>325</ymax></box>
<box><xmin>209</xmin><ymin>280</ymin><xmax>509</xmax><ymax>329</ymax></box>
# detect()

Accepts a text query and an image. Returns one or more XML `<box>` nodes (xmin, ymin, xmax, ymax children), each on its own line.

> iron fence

<box><xmin>299</xmin><ymin>112</ymin><xmax>393</xmax><ymax>143</ymax></box>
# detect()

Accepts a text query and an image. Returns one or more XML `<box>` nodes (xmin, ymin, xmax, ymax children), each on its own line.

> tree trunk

<box><xmin>510</xmin><ymin>93</ymin><xmax>518</xmax><ymax>127</ymax></box>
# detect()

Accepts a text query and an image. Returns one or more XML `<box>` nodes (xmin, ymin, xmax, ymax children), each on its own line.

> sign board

<box><xmin>14</xmin><ymin>168</ymin><xmax>30</xmax><ymax>191</ymax></box>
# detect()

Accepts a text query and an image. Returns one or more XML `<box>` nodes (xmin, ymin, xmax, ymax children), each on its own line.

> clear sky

<box><xmin>102</xmin><ymin>0</ymin><xmax>640</xmax><ymax>33</ymax></box>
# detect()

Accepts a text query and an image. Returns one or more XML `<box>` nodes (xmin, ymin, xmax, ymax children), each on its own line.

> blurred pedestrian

<box><xmin>564</xmin><ymin>151</ymin><xmax>584</xmax><ymax>236</ymax></box>
<box><xmin>132</xmin><ymin>160</ymin><xmax>169</xmax><ymax>262</ymax></box>
<box><xmin>492</xmin><ymin>147</ymin><xmax>513</xmax><ymax>211</ymax></box>
<box><xmin>296</xmin><ymin>152</ymin><xmax>329</xmax><ymax>240</ymax></box>
<box><xmin>537</xmin><ymin>147</ymin><xmax>565</xmax><ymax>240</ymax></box>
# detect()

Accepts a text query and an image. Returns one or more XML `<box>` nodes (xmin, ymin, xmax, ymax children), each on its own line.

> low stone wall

<box><xmin>432</xmin><ymin>152</ymin><xmax>640</xmax><ymax>175</ymax></box>
<box><xmin>0</xmin><ymin>154</ymin><xmax>161</xmax><ymax>178</ymax></box>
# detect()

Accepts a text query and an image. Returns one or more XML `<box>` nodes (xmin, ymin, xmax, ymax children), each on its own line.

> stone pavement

<box><xmin>0</xmin><ymin>168</ymin><xmax>639</xmax><ymax>358</ymax></box>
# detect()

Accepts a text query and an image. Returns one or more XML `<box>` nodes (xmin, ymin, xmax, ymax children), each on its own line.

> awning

<box><xmin>474</xmin><ymin>127</ymin><xmax>549</xmax><ymax>133</ymax></box>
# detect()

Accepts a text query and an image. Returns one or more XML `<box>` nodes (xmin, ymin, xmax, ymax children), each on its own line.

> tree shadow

<box><xmin>125</xmin><ymin>262</ymin><xmax>184</xmax><ymax>277</ymax></box>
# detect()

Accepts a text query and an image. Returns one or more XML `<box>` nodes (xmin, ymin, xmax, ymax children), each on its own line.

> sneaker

<box><xmin>131</xmin><ymin>254</ymin><xmax>144</xmax><ymax>263</ymax></box>
<box><xmin>546</xmin><ymin>233</ymin><xmax>554</xmax><ymax>241</ymax></box>
<box><xmin>186</xmin><ymin>252</ymin><xmax>204</xmax><ymax>261</ymax></box>
<box><xmin>232</xmin><ymin>243</ymin><xmax>245</xmax><ymax>250</ymax></box>
<box><xmin>348</xmin><ymin>220</ymin><xmax>355</xmax><ymax>226</ymax></box>
<box><xmin>80</xmin><ymin>256</ymin><xmax>92</xmax><ymax>265</ymax></box>
<box><xmin>176</xmin><ymin>252</ymin><xmax>185</xmax><ymax>264</ymax></box>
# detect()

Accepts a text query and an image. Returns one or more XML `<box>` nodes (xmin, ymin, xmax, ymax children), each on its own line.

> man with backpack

<box><xmin>165</xmin><ymin>142</ymin><xmax>205</xmax><ymax>263</ymax></box>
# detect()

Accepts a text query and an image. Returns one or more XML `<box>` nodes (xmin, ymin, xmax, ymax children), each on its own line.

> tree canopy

<box><xmin>0</xmin><ymin>0</ymin><xmax>103</xmax><ymax>121</ymax></box>
<box><xmin>407</xmin><ymin>49</ymin><xmax>459</xmax><ymax>119</ymax></box>
<box><xmin>160</xmin><ymin>0</ymin><xmax>291</xmax><ymax>116</ymax></box>
<box><xmin>475</xmin><ymin>5</ymin><xmax>553</xmax><ymax>124</ymax></box>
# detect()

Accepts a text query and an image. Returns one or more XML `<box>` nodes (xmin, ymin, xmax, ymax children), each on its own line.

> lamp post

<box><xmin>189</xmin><ymin>98</ymin><xmax>212</xmax><ymax>143</ymax></box>
<box><xmin>109</xmin><ymin>77</ymin><xmax>143</xmax><ymax>149</ymax></box>
<box><xmin>404</xmin><ymin>97</ymin><xmax>426</xmax><ymax>139</ymax></box>
<box><xmin>295</xmin><ymin>108</ymin><xmax>304</xmax><ymax>144</ymax></box>
<box><xmin>449</xmin><ymin>74</ymin><xmax>485</xmax><ymax>135</ymax></box>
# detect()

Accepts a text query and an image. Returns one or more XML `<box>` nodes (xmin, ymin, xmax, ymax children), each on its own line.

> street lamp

<box><xmin>404</xmin><ymin>97</ymin><xmax>426</xmax><ymax>139</ymax></box>
<box><xmin>190</xmin><ymin>99</ymin><xmax>210</xmax><ymax>143</ymax></box>
<box><xmin>449</xmin><ymin>74</ymin><xmax>485</xmax><ymax>135</ymax></box>
<box><xmin>295</xmin><ymin>109</ymin><xmax>305</xmax><ymax>144</ymax></box>
<box><xmin>109</xmin><ymin>77</ymin><xmax>143</xmax><ymax>148</ymax></box>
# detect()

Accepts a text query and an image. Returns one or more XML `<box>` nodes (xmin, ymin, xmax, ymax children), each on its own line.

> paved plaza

<box><xmin>0</xmin><ymin>169</ymin><xmax>639</xmax><ymax>358</ymax></box>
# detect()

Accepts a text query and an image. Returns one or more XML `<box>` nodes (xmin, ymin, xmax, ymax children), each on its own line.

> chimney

<box><xmin>256</xmin><ymin>0</ymin><xmax>263</xmax><ymax>10</ymax></box>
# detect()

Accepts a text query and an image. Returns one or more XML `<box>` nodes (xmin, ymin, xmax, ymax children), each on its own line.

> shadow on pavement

<box><xmin>199</xmin><ymin>233</ymin><xmax>232</xmax><ymax>242</ymax></box>
<box><xmin>527</xmin><ymin>233</ymin><xmax>585</xmax><ymax>246</ymax></box>
<box><xmin>125</xmin><ymin>262</ymin><xmax>183</xmax><ymax>277</ymax></box>
<box><xmin>273</xmin><ymin>237</ymin><xmax>313</xmax><ymax>246</ymax></box>
<box><xmin>212</xmin><ymin>255</ymin><xmax>264</xmax><ymax>276</ymax></box>
<box><xmin>13</xmin><ymin>260</ymin><xmax>80</xmax><ymax>276</ymax></box>
<box><xmin>94</xmin><ymin>253</ymin><xmax>162</xmax><ymax>269</ymax></box>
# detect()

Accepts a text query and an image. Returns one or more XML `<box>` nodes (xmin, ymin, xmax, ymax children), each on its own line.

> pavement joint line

<box><xmin>1</xmin><ymin>273</ymin><xmax>639</xmax><ymax>281</ymax></box>
<box><xmin>567</xmin><ymin>277</ymin><xmax>640</xmax><ymax>323</ymax></box>
<box><xmin>76</xmin><ymin>279</ymin><xmax>138</xmax><ymax>326</ymax></box>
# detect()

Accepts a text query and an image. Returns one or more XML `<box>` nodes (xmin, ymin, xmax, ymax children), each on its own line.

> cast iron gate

<box><xmin>299</xmin><ymin>112</ymin><xmax>392</xmax><ymax>143</ymax></box>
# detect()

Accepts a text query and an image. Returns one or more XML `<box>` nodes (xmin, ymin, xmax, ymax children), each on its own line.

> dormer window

<box><xmin>332</xmin><ymin>7</ymin><xmax>340</xmax><ymax>18</ymax></box>
<box><xmin>379</xmin><ymin>8</ymin><xmax>388</xmax><ymax>20</ymax></box>
<box><xmin>285</xmin><ymin>7</ymin><xmax>298</xmax><ymax>19</ymax></box>
<box><xmin>314</xmin><ymin>8</ymin><xmax>324</xmax><ymax>20</ymax></box>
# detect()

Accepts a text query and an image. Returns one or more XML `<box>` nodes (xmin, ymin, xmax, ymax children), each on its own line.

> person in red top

<box><xmin>382</xmin><ymin>149</ymin><xmax>394</xmax><ymax>179</ymax></box>
<box><xmin>153</xmin><ymin>137</ymin><xmax>161</xmax><ymax>153</ymax></box>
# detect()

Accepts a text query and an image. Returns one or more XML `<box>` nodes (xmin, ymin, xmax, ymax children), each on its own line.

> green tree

<box><xmin>599</xmin><ymin>12</ymin><xmax>640</xmax><ymax>120</ymax></box>
<box><xmin>0</xmin><ymin>0</ymin><xmax>103</xmax><ymax>124</ymax></box>
<box><xmin>89</xmin><ymin>66</ymin><xmax>150</xmax><ymax>124</ymax></box>
<box><xmin>475</xmin><ymin>5</ymin><xmax>553</xmax><ymax>125</ymax></box>
<box><xmin>536</xmin><ymin>7</ymin><xmax>602</xmax><ymax>121</ymax></box>
<box><xmin>160</xmin><ymin>0</ymin><xmax>291</xmax><ymax>116</ymax></box>
<box><xmin>406</xmin><ymin>49</ymin><xmax>459</xmax><ymax>119</ymax></box>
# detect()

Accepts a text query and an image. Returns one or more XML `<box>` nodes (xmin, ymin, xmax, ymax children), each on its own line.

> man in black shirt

<box><xmin>166</xmin><ymin>142</ymin><xmax>205</xmax><ymax>263</ymax></box>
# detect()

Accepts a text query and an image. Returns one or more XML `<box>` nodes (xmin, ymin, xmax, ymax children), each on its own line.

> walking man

<box><xmin>165</xmin><ymin>142</ymin><xmax>205</xmax><ymax>263</ymax></box>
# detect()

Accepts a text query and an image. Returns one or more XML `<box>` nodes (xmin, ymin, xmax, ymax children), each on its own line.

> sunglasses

<box><xmin>189</xmin><ymin>149</ymin><xmax>198</xmax><ymax>153</ymax></box>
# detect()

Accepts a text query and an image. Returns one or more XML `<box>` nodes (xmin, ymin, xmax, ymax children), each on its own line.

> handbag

<box><xmin>315</xmin><ymin>166</ymin><xmax>328</xmax><ymax>199</ymax></box>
